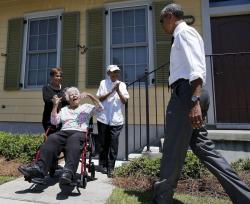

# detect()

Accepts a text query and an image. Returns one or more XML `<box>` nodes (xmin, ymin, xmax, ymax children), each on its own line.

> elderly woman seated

<box><xmin>18</xmin><ymin>87</ymin><xmax>103</xmax><ymax>185</ymax></box>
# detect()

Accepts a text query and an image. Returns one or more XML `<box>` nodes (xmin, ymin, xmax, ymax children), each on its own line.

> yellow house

<box><xmin>0</xmin><ymin>0</ymin><xmax>201</xmax><ymax>129</ymax></box>
<box><xmin>0</xmin><ymin>0</ymin><xmax>250</xmax><ymax>159</ymax></box>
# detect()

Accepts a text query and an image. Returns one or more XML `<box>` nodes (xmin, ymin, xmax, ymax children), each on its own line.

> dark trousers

<box><xmin>152</xmin><ymin>80</ymin><xmax>250</xmax><ymax>204</ymax></box>
<box><xmin>97</xmin><ymin>121</ymin><xmax>123</xmax><ymax>169</ymax></box>
<box><xmin>37</xmin><ymin>130</ymin><xmax>85</xmax><ymax>175</ymax></box>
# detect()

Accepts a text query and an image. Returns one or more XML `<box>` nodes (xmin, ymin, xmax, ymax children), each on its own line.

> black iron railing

<box><xmin>124</xmin><ymin>62</ymin><xmax>170</xmax><ymax>160</ymax></box>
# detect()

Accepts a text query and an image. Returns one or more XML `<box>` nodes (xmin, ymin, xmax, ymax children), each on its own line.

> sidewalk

<box><xmin>0</xmin><ymin>160</ymin><xmax>118</xmax><ymax>204</ymax></box>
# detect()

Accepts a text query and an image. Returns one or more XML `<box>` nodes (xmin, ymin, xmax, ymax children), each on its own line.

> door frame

<box><xmin>201</xmin><ymin>0</ymin><xmax>250</xmax><ymax>129</ymax></box>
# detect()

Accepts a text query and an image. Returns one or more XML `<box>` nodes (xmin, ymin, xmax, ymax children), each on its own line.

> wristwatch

<box><xmin>191</xmin><ymin>95</ymin><xmax>200</xmax><ymax>104</ymax></box>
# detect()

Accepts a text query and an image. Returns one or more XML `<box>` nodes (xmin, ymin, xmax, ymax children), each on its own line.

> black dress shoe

<box><xmin>101</xmin><ymin>167</ymin><xmax>108</xmax><ymax>174</ymax></box>
<box><xmin>107</xmin><ymin>168</ymin><xmax>114</xmax><ymax>178</ymax></box>
<box><xmin>59</xmin><ymin>171</ymin><xmax>73</xmax><ymax>185</ymax></box>
<box><xmin>18</xmin><ymin>164</ymin><xmax>44</xmax><ymax>178</ymax></box>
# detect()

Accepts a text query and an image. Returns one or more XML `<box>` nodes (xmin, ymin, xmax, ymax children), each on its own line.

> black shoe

<box><xmin>59</xmin><ymin>171</ymin><xmax>73</xmax><ymax>185</ymax></box>
<box><xmin>18</xmin><ymin>164</ymin><xmax>44</xmax><ymax>179</ymax></box>
<box><xmin>107</xmin><ymin>168</ymin><xmax>114</xmax><ymax>178</ymax></box>
<box><xmin>100</xmin><ymin>166</ymin><xmax>108</xmax><ymax>174</ymax></box>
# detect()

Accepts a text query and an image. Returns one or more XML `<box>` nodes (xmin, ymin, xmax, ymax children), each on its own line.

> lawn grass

<box><xmin>106</xmin><ymin>188</ymin><xmax>232</xmax><ymax>204</ymax></box>
<box><xmin>0</xmin><ymin>176</ymin><xmax>16</xmax><ymax>185</ymax></box>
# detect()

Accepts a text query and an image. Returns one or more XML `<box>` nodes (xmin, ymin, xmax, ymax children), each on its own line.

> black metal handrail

<box><xmin>124</xmin><ymin>62</ymin><xmax>170</xmax><ymax>160</ymax></box>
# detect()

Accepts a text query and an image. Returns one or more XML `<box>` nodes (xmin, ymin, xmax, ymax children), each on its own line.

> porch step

<box><xmin>207</xmin><ymin>130</ymin><xmax>250</xmax><ymax>141</ymax></box>
<box><xmin>160</xmin><ymin>130</ymin><xmax>250</xmax><ymax>149</ymax></box>
<box><xmin>128</xmin><ymin>146</ymin><xmax>162</xmax><ymax>161</ymax></box>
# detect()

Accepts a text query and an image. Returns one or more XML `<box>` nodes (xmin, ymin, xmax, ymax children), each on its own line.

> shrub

<box><xmin>181</xmin><ymin>151</ymin><xmax>206</xmax><ymax>179</ymax></box>
<box><xmin>0</xmin><ymin>132</ymin><xmax>43</xmax><ymax>162</ymax></box>
<box><xmin>114</xmin><ymin>152</ymin><xmax>205</xmax><ymax>180</ymax></box>
<box><xmin>114</xmin><ymin>157</ymin><xmax>160</xmax><ymax>179</ymax></box>
<box><xmin>231</xmin><ymin>158</ymin><xmax>250</xmax><ymax>172</ymax></box>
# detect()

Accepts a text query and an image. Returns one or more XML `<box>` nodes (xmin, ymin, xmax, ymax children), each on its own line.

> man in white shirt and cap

<box><xmin>96</xmin><ymin>65</ymin><xmax>129</xmax><ymax>177</ymax></box>
<box><xmin>152</xmin><ymin>3</ymin><xmax>250</xmax><ymax>204</ymax></box>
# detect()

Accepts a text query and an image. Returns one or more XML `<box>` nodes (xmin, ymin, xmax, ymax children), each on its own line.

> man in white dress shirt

<box><xmin>152</xmin><ymin>3</ymin><xmax>250</xmax><ymax>204</ymax></box>
<box><xmin>96</xmin><ymin>65</ymin><xmax>129</xmax><ymax>177</ymax></box>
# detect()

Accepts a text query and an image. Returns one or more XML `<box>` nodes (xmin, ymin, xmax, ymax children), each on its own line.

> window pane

<box><xmin>49</xmin><ymin>18</ymin><xmax>57</xmax><ymax>34</ymax></box>
<box><xmin>118</xmin><ymin>65</ymin><xmax>124</xmax><ymax>80</ymax></box>
<box><xmin>37</xmin><ymin>70</ymin><xmax>46</xmax><ymax>85</ymax></box>
<box><xmin>112</xmin><ymin>28</ymin><xmax>123</xmax><ymax>44</ymax></box>
<box><xmin>124</xmin><ymin>65</ymin><xmax>135</xmax><ymax>82</ymax></box>
<box><xmin>136</xmin><ymin>47</ymin><xmax>147</xmax><ymax>64</ymax></box>
<box><xmin>135</xmin><ymin>9</ymin><xmax>146</xmax><ymax>26</ymax></box>
<box><xmin>30</xmin><ymin>21</ymin><xmax>39</xmax><ymax>35</ymax></box>
<box><xmin>136</xmin><ymin>64</ymin><xmax>147</xmax><ymax>81</ymax></box>
<box><xmin>27</xmin><ymin>70</ymin><xmax>37</xmax><ymax>86</ymax></box>
<box><xmin>112</xmin><ymin>11</ymin><xmax>123</xmax><ymax>27</ymax></box>
<box><xmin>112</xmin><ymin>48</ymin><xmax>123</xmax><ymax>65</ymax></box>
<box><xmin>48</xmin><ymin>34</ymin><xmax>57</xmax><ymax>49</ymax></box>
<box><xmin>48</xmin><ymin>52</ymin><xmax>57</xmax><ymax>68</ymax></box>
<box><xmin>38</xmin><ymin>35</ymin><xmax>48</xmax><ymax>50</ymax></box>
<box><xmin>135</xmin><ymin>26</ymin><xmax>146</xmax><ymax>42</ymax></box>
<box><xmin>29</xmin><ymin>36</ymin><xmax>38</xmax><ymax>50</ymax></box>
<box><xmin>124</xmin><ymin>10</ymin><xmax>134</xmax><ymax>27</ymax></box>
<box><xmin>124</xmin><ymin>27</ymin><xmax>134</xmax><ymax>43</ymax></box>
<box><xmin>29</xmin><ymin>54</ymin><xmax>38</xmax><ymax>69</ymax></box>
<box><xmin>124</xmin><ymin>47</ymin><xmax>135</xmax><ymax>64</ymax></box>
<box><xmin>38</xmin><ymin>53</ymin><xmax>47</xmax><ymax>70</ymax></box>
<box><xmin>39</xmin><ymin>19</ymin><xmax>48</xmax><ymax>34</ymax></box>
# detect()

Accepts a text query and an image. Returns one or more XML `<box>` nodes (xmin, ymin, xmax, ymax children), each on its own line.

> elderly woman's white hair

<box><xmin>64</xmin><ymin>87</ymin><xmax>80</xmax><ymax>101</ymax></box>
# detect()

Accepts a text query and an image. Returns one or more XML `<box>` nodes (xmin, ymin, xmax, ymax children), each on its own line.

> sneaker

<box><xmin>59</xmin><ymin>171</ymin><xmax>73</xmax><ymax>185</ymax></box>
<box><xmin>18</xmin><ymin>164</ymin><xmax>44</xmax><ymax>178</ymax></box>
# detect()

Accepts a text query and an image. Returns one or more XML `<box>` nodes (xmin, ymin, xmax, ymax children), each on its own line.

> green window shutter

<box><xmin>61</xmin><ymin>12</ymin><xmax>80</xmax><ymax>87</ymax></box>
<box><xmin>153</xmin><ymin>1</ymin><xmax>172</xmax><ymax>84</ymax></box>
<box><xmin>86</xmin><ymin>8</ymin><xmax>105</xmax><ymax>88</ymax></box>
<box><xmin>4</xmin><ymin>18</ymin><xmax>24</xmax><ymax>90</ymax></box>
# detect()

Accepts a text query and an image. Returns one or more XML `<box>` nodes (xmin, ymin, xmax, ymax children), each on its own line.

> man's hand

<box><xmin>52</xmin><ymin>95</ymin><xmax>62</xmax><ymax>106</ymax></box>
<box><xmin>189</xmin><ymin>102</ymin><xmax>203</xmax><ymax>129</ymax></box>
<box><xmin>80</xmin><ymin>92</ymin><xmax>89</xmax><ymax>99</ymax></box>
<box><xmin>112</xmin><ymin>82</ymin><xmax>120</xmax><ymax>92</ymax></box>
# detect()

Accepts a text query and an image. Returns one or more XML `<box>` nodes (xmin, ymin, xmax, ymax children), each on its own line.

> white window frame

<box><xmin>105</xmin><ymin>0</ymin><xmax>154</xmax><ymax>84</ymax></box>
<box><xmin>21</xmin><ymin>9</ymin><xmax>64</xmax><ymax>90</ymax></box>
<box><xmin>201</xmin><ymin>0</ymin><xmax>250</xmax><ymax>128</ymax></box>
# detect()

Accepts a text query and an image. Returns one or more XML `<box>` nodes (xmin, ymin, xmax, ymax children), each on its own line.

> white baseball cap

<box><xmin>106</xmin><ymin>65</ymin><xmax>120</xmax><ymax>72</ymax></box>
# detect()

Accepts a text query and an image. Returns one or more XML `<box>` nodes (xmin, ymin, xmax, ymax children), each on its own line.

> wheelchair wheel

<box><xmin>90</xmin><ymin>162</ymin><xmax>95</xmax><ymax>180</ymax></box>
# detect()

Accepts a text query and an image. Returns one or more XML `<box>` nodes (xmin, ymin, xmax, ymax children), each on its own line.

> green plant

<box><xmin>231</xmin><ymin>158</ymin><xmax>250</xmax><ymax>172</ymax></box>
<box><xmin>0</xmin><ymin>132</ymin><xmax>43</xmax><ymax>162</ymax></box>
<box><xmin>0</xmin><ymin>176</ymin><xmax>16</xmax><ymax>185</ymax></box>
<box><xmin>114</xmin><ymin>157</ymin><xmax>160</xmax><ymax>179</ymax></box>
<box><xmin>114</xmin><ymin>152</ymin><xmax>205</xmax><ymax>180</ymax></box>
<box><xmin>106</xmin><ymin>188</ymin><xmax>232</xmax><ymax>204</ymax></box>
<box><xmin>181</xmin><ymin>151</ymin><xmax>206</xmax><ymax>179</ymax></box>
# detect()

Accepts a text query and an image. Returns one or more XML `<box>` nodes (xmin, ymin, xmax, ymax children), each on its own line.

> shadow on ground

<box><xmin>15</xmin><ymin>169</ymin><xmax>96</xmax><ymax>200</ymax></box>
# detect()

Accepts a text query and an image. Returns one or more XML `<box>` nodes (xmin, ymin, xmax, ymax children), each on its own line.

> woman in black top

<box><xmin>42</xmin><ymin>68</ymin><xmax>68</xmax><ymax>135</ymax></box>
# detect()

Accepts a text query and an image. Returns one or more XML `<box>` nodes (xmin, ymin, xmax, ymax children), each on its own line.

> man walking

<box><xmin>152</xmin><ymin>3</ymin><xmax>250</xmax><ymax>204</ymax></box>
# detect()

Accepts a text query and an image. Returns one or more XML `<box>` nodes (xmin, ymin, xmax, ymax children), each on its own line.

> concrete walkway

<box><xmin>0</xmin><ymin>160</ymin><xmax>116</xmax><ymax>204</ymax></box>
